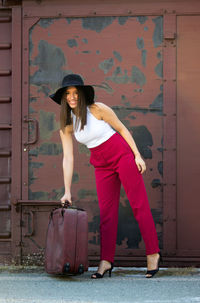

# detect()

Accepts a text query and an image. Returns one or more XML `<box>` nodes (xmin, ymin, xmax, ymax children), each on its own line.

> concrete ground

<box><xmin>0</xmin><ymin>266</ymin><xmax>200</xmax><ymax>303</ymax></box>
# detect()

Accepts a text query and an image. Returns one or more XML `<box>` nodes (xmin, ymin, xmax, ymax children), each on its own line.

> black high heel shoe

<box><xmin>145</xmin><ymin>253</ymin><xmax>162</xmax><ymax>278</ymax></box>
<box><xmin>91</xmin><ymin>262</ymin><xmax>114</xmax><ymax>279</ymax></box>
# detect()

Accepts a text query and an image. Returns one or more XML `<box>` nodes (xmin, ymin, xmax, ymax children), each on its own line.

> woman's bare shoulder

<box><xmin>89</xmin><ymin>102</ymin><xmax>110</xmax><ymax>118</ymax></box>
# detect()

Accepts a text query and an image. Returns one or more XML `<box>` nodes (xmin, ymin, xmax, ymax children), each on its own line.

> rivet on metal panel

<box><xmin>128</xmin><ymin>10</ymin><xmax>132</xmax><ymax>14</ymax></box>
<box><xmin>24</xmin><ymin>148</ymin><xmax>27</xmax><ymax>152</ymax></box>
<box><xmin>24</xmin><ymin>81</ymin><xmax>27</xmax><ymax>85</ymax></box>
<box><xmin>93</xmin><ymin>11</ymin><xmax>97</xmax><ymax>15</ymax></box>
<box><xmin>23</xmin><ymin>182</ymin><xmax>27</xmax><ymax>186</ymax></box>
<box><xmin>24</xmin><ymin>48</ymin><xmax>27</xmax><ymax>51</ymax></box>
<box><xmin>173</xmin><ymin>79</ymin><xmax>176</xmax><ymax>82</ymax></box>
<box><xmin>163</xmin><ymin>79</ymin><xmax>167</xmax><ymax>82</ymax></box>
<box><xmin>163</xmin><ymin>45</ymin><xmax>166</xmax><ymax>47</ymax></box>
<box><xmin>58</xmin><ymin>13</ymin><xmax>62</xmax><ymax>17</ymax></box>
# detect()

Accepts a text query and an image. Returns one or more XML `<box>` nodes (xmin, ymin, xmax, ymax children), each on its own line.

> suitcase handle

<box><xmin>62</xmin><ymin>201</ymin><xmax>85</xmax><ymax>212</ymax></box>
<box><xmin>50</xmin><ymin>201</ymin><xmax>85</xmax><ymax>219</ymax></box>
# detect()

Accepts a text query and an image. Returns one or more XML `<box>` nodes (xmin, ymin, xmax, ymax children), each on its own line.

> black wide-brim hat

<box><xmin>49</xmin><ymin>74</ymin><xmax>95</xmax><ymax>105</ymax></box>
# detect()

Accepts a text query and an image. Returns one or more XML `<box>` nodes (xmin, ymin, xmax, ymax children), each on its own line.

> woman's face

<box><xmin>65</xmin><ymin>86</ymin><xmax>78</xmax><ymax>109</ymax></box>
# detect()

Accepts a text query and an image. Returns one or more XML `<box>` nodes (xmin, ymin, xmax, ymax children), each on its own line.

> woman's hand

<box><xmin>60</xmin><ymin>192</ymin><xmax>72</xmax><ymax>206</ymax></box>
<box><xmin>135</xmin><ymin>154</ymin><xmax>146</xmax><ymax>174</ymax></box>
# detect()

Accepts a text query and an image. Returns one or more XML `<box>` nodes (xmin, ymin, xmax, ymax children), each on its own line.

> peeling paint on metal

<box><xmin>38</xmin><ymin>18</ymin><xmax>54</xmax><ymax>29</ymax></box>
<box><xmin>130</xmin><ymin>125</ymin><xmax>153</xmax><ymax>159</ymax></box>
<box><xmin>131</xmin><ymin>66</ymin><xmax>146</xmax><ymax>87</ymax></box>
<box><xmin>29</xmin><ymin>190</ymin><xmax>49</xmax><ymax>200</ymax></box>
<box><xmin>30</xmin><ymin>97</ymin><xmax>37</xmax><ymax>103</ymax></box>
<box><xmin>78</xmin><ymin>189</ymin><xmax>97</xmax><ymax>199</ymax></box>
<box><xmin>121</xmin><ymin>95</ymin><xmax>132</xmax><ymax>107</ymax></box>
<box><xmin>117</xmin><ymin>200</ymin><xmax>141</xmax><ymax>249</ymax></box>
<box><xmin>151</xmin><ymin>179</ymin><xmax>162</xmax><ymax>188</ymax></box>
<box><xmin>30</xmin><ymin>143</ymin><xmax>63</xmax><ymax>156</ymax></box>
<box><xmin>137</xmin><ymin>16</ymin><xmax>148</xmax><ymax>24</ymax></box>
<box><xmin>118</xmin><ymin>16</ymin><xmax>129</xmax><ymax>26</ymax></box>
<box><xmin>82</xmin><ymin>17</ymin><xmax>116</xmax><ymax>33</ymax></box>
<box><xmin>155</xmin><ymin>61</ymin><xmax>163</xmax><ymax>78</ymax></box>
<box><xmin>29</xmin><ymin>27</ymin><xmax>34</xmax><ymax>59</ymax></box>
<box><xmin>136</xmin><ymin>37</ymin><xmax>144</xmax><ymax>50</ymax></box>
<box><xmin>132</xmin><ymin>106</ymin><xmax>148</xmax><ymax>114</ymax></box>
<box><xmin>38</xmin><ymin>86</ymin><xmax>51</xmax><ymax>97</ymax></box>
<box><xmin>66</xmin><ymin>18</ymin><xmax>76</xmax><ymax>25</ymax></box>
<box><xmin>30</xmin><ymin>40</ymin><xmax>68</xmax><ymax>92</ymax></box>
<box><xmin>50</xmin><ymin>187</ymin><xmax>65</xmax><ymax>200</ymax></box>
<box><xmin>29</xmin><ymin>106</ymin><xmax>37</xmax><ymax>114</ymax></box>
<box><xmin>158</xmin><ymin>161</ymin><xmax>163</xmax><ymax>176</ymax></box>
<box><xmin>152</xmin><ymin>16</ymin><xmax>163</xmax><ymax>48</ymax></box>
<box><xmin>82</xmin><ymin>38</ymin><xmax>88</xmax><ymax>44</ymax></box>
<box><xmin>78</xmin><ymin>144</ymin><xmax>90</xmax><ymax>155</ymax></box>
<box><xmin>113</xmin><ymin>50</ymin><xmax>122</xmax><ymax>62</ymax></box>
<box><xmin>88</xmin><ymin>214</ymin><xmax>100</xmax><ymax>243</ymax></box>
<box><xmin>29</xmin><ymin>162</ymin><xmax>44</xmax><ymax>185</ymax></box>
<box><xmin>106</xmin><ymin>68</ymin><xmax>129</xmax><ymax>84</ymax></box>
<box><xmin>99</xmin><ymin>58</ymin><xmax>114</xmax><ymax>74</ymax></box>
<box><xmin>149</xmin><ymin>93</ymin><xmax>163</xmax><ymax>111</ymax></box>
<box><xmin>134</xmin><ymin>88</ymin><xmax>144</xmax><ymax>93</ymax></box>
<box><xmin>72</xmin><ymin>172</ymin><xmax>79</xmax><ymax>183</ymax></box>
<box><xmin>141</xmin><ymin>49</ymin><xmax>147</xmax><ymax>67</ymax></box>
<box><xmin>93</xmin><ymin>82</ymin><xmax>114</xmax><ymax>94</ymax></box>
<box><xmin>67</xmin><ymin>39</ymin><xmax>78</xmax><ymax>48</ymax></box>
<box><xmin>82</xmin><ymin>50</ymin><xmax>90</xmax><ymax>54</ymax></box>
<box><xmin>144</xmin><ymin>26</ymin><xmax>148</xmax><ymax>31</ymax></box>
<box><xmin>151</xmin><ymin>208</ymin><xmax>163</xmax><ymax>247</ymax></box>
<box><xmin>157</xmin><ymin>51</ymin><xmax>162</xmax><ymax>60</ymax></box>
<box><xmin>96</xmin><ymin>50</ymin><xmax>100</xmax><ymax>54</ymax></box>
<box><xmin>112</xmin><ymin>107</ymin><xmax>132</xmax><ymax>124</ymax></box>
<box><xmin>39</xmin><ymin>110</ymin><xmax>59</xmax><ymax>140</ymax></box>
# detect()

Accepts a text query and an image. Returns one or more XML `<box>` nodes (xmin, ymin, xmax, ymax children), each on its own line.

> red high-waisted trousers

<box><xmin>89</xmin><ymin>132</ymin><xmax>159</xmax><ymax>263</ymax></box>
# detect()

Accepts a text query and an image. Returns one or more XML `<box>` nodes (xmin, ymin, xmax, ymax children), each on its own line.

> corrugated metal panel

<box><xmin>0</xmin><ymin>10</ymin><xmax>12</xmax><ymax>261</ymax></box>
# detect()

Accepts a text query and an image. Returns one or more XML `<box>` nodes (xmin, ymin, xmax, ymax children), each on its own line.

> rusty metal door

<box><xmin>0</xmin><ymin>9</ymin><xmax>12</xmax><ymax>263</ymax></box>
<box><xmin>19</xmin><ymin>15</ymin><xmax>163</xmax><ymax>265</ymax></box>
<box><xmin>177</xmin><ymin>16</ymin><xmax>200</xmax><ymax>257</ymax></box>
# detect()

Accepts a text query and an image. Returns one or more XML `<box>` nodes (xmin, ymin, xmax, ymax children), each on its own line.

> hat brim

<box><xmin>49</xmin><ymin>85</ymin><xmax>95</xmax><ymax>105</ymax></box>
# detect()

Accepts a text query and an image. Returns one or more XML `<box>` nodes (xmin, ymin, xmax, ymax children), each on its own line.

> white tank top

<box><xmin>71</xmin><ymin>107</ymin><xmax>116</xmax><ymax>148</ymax></box>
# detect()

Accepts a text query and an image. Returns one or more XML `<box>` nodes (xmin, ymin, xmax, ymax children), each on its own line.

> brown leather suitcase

<box><xmin>45</xmin><ymin>205</ymin><xmax>88</xmax><ymax>275</ymax></box>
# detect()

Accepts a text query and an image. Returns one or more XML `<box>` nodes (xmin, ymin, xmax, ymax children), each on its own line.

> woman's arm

<box><xmin>91</xmin><ymin>102</ymin><xmax>146</xmax><ymax>174</ymax></box>
<box><xmin>59</xmin><ymin>125</ymin><xmax>74</xmax><ymax>205</ymax></box>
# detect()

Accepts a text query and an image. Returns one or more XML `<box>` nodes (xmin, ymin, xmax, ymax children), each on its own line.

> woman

<box><xmin>50</xmin><ymin>74</ymin><xmax>161</xmax><ymax>279</ymax></box>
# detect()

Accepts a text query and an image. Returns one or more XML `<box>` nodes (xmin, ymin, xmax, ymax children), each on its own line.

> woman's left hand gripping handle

<box><xmin>60</xmin><ymin>193</ymin><xmax>72</xmax><ymax>207</ymax></box>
